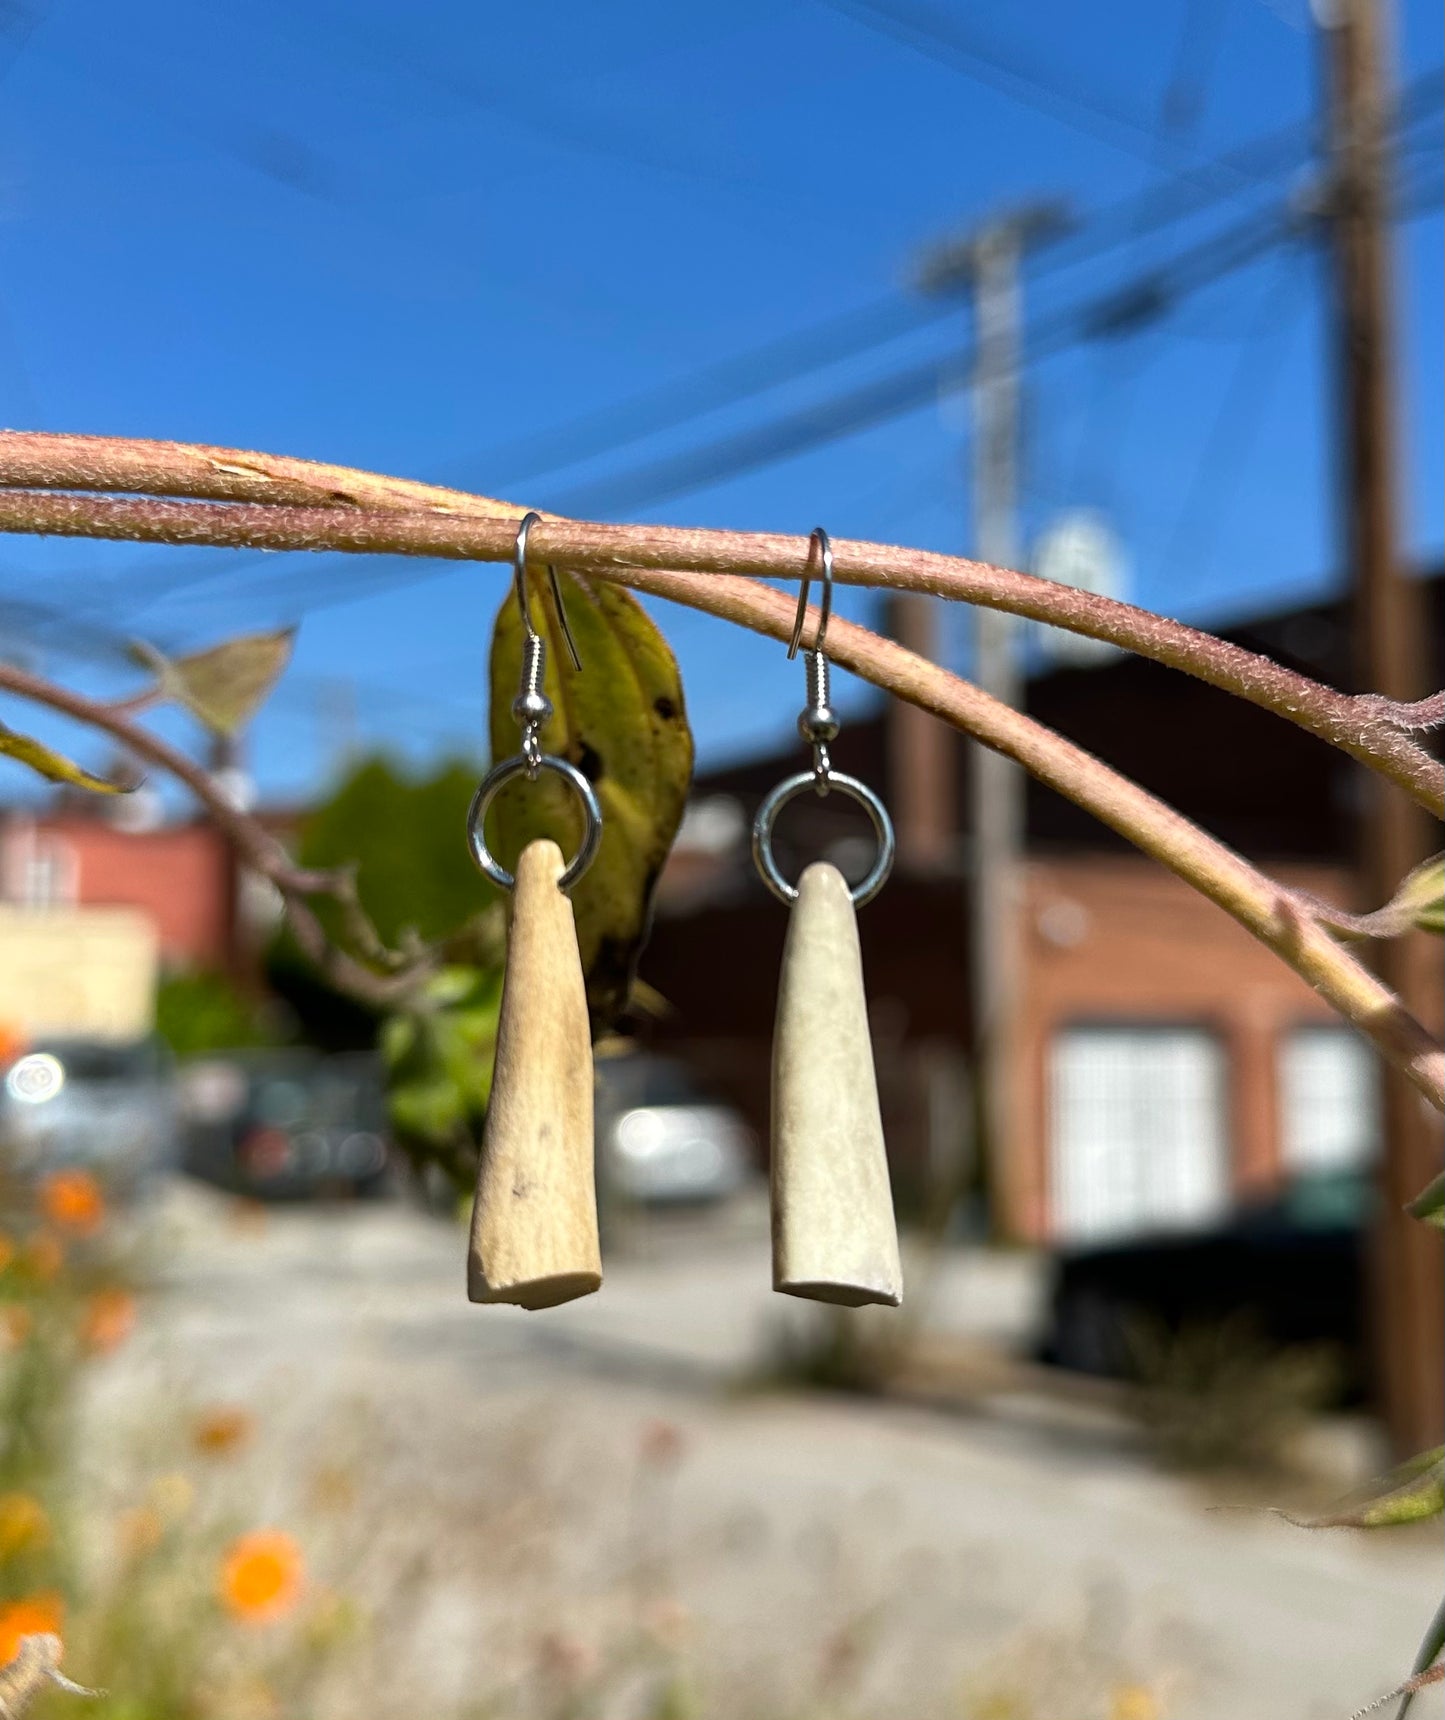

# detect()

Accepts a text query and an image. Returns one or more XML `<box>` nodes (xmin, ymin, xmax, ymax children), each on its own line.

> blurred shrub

<box><xmin>155</xmin><ymin>971</ymin><xmax>277</xmax><ymax>1059</ymax></box>
<box><xmin>1124</xmin><ymin>1314</ymin><xmax>1341</xmax><ymax>1474</ymax></box>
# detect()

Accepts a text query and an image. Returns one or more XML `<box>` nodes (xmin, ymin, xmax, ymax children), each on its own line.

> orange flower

<box><xmin>218</xmin><ymin>1530</ymin><xmax>304</xmax><ymax>1625</ymax></box>
<box><xmin>0</xmin><ymin>1307</ymin><xmax>32</xmax><ymax>1350</ymax></box>
<box><xmin>0</xmin><ymin>1591</ymin><xmax>64</xmax><ymax>1666</ymax></box>
<box><xmin>39</xmin><ymin>1170</ymin><xmax>105</xmax><ymax>1236</ymax></box>
<box><xmin>0</xmin><ymin>1234</ymin><xmax>14</xmax><ymax>1275</ymax></box>
<box><xmin>192</xmin><ymin>1406</ymin><xmax>255</xmax><ymax>1459</ymax></box>
<box><xmin>80</xmin><ymin>1288</ymin><xmax>136</xmax><ymax>1355</ymax></box>
<box><xmin>0</xmin><ymin>1022</ymin><xmax>25</xmax><ymax>1071</ymax></box>
<box><xmin>21</xmin><ymin>1232</ymin><xmax>63</xmax><ymax>1283</ymax></box>
<box><xmin>0</xmin><ymin>1493</ymin><xmax>51</xmax><ymax>1560</ymax></box>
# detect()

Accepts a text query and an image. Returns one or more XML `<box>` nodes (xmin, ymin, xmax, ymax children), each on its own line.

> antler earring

<box><xmin>464</xmin><ymin>512</ymin><xmax>603</xmax><ymax>1310</ymax></box>
<box><xmin>752</xmin><ymin>529</ymin><xmax>903</xmax><ymax>1309</ymax></box>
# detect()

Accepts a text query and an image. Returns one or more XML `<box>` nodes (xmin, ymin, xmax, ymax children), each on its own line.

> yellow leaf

<box><xmin>0</xmin><ymin>725</ymin><xmax>126</xmax><ymax>793</ymax></box>
<box><xmin>486</xmin><ymin>568</ymin><xmax>693</xmax><ymax>1027</ymax></box>
<box><xmin>131</xmin><ymin>628</ymin><xmax>295</xmax><ymax>735</ymax></box>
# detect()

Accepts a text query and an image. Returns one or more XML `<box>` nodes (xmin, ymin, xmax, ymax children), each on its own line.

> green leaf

<box><xmin>1393</xmin><ymin>1590</ymin><xmax>1445</xmax><ymax>1719</ymax></box>
<box><xmin>1285</xmin><ymin>1447</ymin><xmax>1445</xmax><ymax>1529</ymax></box>
<box><xmin>1396</xmin><ymin>854</ymin><xmax>1444</xmax><ymax>935</ymax></box>
<box><xmin>381</xmin><ymin>966</ymin><xmax>503</xmax><ymax>1187</ymax></box>
<box><xmin>131</xmin><ymin>627</ymin><xmax>295</xmax><ymax>734</ymax></box>
<box><xmin>486</xmin><ymin>567</ymin><xmax>693</xmax><ymax>1028</ymax></box>
<box><xmin>1326</xmin><ymin>854</ymin><xmax>1445</xmax><ymax>939</ymax></box>
<box><xmin>1407</xmin><ymin>1172</ymin><xmax>1445</xmax><ymax>1229</ymax></box>
<box><xmin>0</xmin><ymin>724</ymin><xmax>127</xmax><ymax>793</ymax></box>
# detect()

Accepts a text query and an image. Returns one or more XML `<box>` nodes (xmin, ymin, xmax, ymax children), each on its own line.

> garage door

<box><xmin>1280</xmin><ymin>1025</ymin><xmax>1379</xmax><ymax>1175</ymax></box>
<box><xmin>1049</xmin><ymin>1026</ymin><xmax>1230</xmax><ymax>1244</ymax></box>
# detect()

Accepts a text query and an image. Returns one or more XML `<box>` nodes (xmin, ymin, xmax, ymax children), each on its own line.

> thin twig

<box><xmin>0</xmin><ymin>661</ymin><xmax>424</xmax><ymax>1009</ymax></box>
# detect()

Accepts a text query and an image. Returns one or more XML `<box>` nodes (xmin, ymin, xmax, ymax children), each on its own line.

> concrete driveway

<box><xmin>86</xmin><ymin>1181</ymin><xmax>1442</xmax><ymax>1720</ymax></box>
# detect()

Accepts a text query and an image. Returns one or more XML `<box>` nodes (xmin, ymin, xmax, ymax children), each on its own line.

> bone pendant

<box><xmin>468</xmin><ymin>838</ymin><xmax>601</xmax><ymax>1310</ymax></box>
<box><xmin>771</xmin><ymin>861</ymin><xmax>902</xmax><ymax>1308</ymax></box>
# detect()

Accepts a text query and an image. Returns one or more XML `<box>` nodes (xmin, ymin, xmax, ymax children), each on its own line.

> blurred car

<box><xmin>1040</xmin><ymin>1170</ymin><xmax>1369</xmax><ymax>1397</ymax></box>
<box><xmin>595</xmin><ymin>1053</ymin><xmax>753</xmax><ymax>1207</ymax></box>
<box><xmin>0</xmin><ymin>1034</ymin><xmax>180</xmax><ymax>1198</ymax></box>
<box><xmin>178</xmin><ymin>1049</ymin><xmax>391</xmax><ymax>1200</ymax></box>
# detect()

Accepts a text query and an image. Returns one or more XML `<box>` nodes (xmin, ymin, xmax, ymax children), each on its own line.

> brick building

<box><xmin>639</xmin><ymin>574</ymin><xmax>1444</xmax><ymax>1244</ymax></box>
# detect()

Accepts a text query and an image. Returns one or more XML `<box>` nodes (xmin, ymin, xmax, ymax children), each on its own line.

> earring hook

<box><xmin>513</xmin><ymin>511</ymin><xmax>583</xmax><ymax>672</ymax></box>
<box><xmin>788</xmin><ymin>528</ymin><xmax>834</xmax><ymax>661</ymax></box>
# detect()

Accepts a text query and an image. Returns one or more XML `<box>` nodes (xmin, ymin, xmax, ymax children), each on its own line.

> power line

<box><xmin>546</xmin><ymin>201</ymin><xmax>1325</xmax><ymax>518</ymax></box>
<box><xmin>440</xmin><ymin>69</ymin><xmax>1439</xmax><ymax>497</ymax></box>
<box><xmin>20</xmin><ymin>83</ymin><xmax>1441</xmax><ymax>643</ymax></box>
<box><xmin>1155</xmin><ymin>249</ymin><xmax>1310</xmax><ymax>599</ymax></box>
<box><xmin>816</xmin><ymin>0</ymin><xmax>1253</xmax><ymax>184</ymax></box>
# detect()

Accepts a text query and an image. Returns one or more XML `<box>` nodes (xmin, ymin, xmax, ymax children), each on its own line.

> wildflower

<box><xmin>116</xmin><ymin>1505</ymin><xmax>164</xmax><ymax>1562</ymax></box>
<box><xmin>39</xmin><ymin>1170</ymin><xmax>105</xmax><ymax>1236</ymax></box>
<box><xmin>21</xmin><ymin>1232</ymin><xmax>63</xmax><ymax>1283</ymax></box>
<box><xmin>192</xmin><ymin>1406</ymin><xmax>255</xmax><ymax>1459</ymax></box>
<box><xmin>0</xmin><ymin>1022</ymin><xmax>24</xmax><ymax>1071</ymax></box>
<box><xmin>79</xmin><ymin>1288</ymin><xmax>136</xmax><ymax>1354</ymax></box>
<box><xmin>218</xmin><ymin>1530</ymin><xmax>305</xmax><ymax>1625</ymax></box>
<box><xmin>0</xmin><ymin>1494</ymin><xmax>50</xmax><ymax>1560</ymax></box>
<box><xmin>0</xmin><ymin>1307</ymin><xmax>32</xmax><ymax>1350</ymax></box>
<box><xmin>0</xmin><ymin>1591</ymin><xmax>64</xmax><ymax>1666</ymax></box>
<box><xmin>0</xmin><ymin>1234</ymin><xmax>14</xmax><ymax>1275</ymax></box>
<box><xmin>1110</xmin><ymin>1687</ymin><xmax>1161</xmax><ymax>1720</ymax></box>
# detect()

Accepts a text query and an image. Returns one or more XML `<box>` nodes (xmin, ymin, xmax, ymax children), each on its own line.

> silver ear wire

<box><xmin>787</xmin><ymin>526</ymin><xmax>834</xmax><ymax>660</ymax></box>
<box><xmin>751</xmin><ymin>527</ymin><xmax>895</xmax><ymax>909</ymax></box>
<box><xmin>466</xmin><ymin>513</ymin><xmax>602</xmax><ymax>894</ymax></box>
<box><xmin>514</xmin><ymin>510</ymin><xmax>584</xmax><ymax>675</ymax></box>
<box><xmin>790</xmin><ymin>529</ymin><xmax>839</xmax><ymax>787</ymax></box>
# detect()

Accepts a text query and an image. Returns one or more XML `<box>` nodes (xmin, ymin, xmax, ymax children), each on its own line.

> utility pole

<box><xmin>919</xmin><ymin>204</ymin><xmax>1067</xmax><ymax>1233</ymax></box>
<box><xmin>1317</xmin><ymin>0</ymin><xmax>1443</xmax><ymax>1454</ymax></box>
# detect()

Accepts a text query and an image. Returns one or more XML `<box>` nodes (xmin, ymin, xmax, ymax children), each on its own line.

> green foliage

<box><xmin>380</xmin><ymin>967</ymin><xmax>503</xmax><ymax>1191</ymax></box>
<box><xmin>298</xmin><ymin>754</ymin><xmax>499</xmax><ymax>953</ymax></box>
<box><xmin>1289</xmin><ymin>1446</ymin><xmax>1445</xmax><ymax>1529</ymax></box>
<box><xmin>1395</xmin><ymin>1592</ymin><xmax>1445</xmax><ymax>1718</ymax></box>
<box><xmin>153</xmin><ymin>971</ymin><xmax>275</xmax><ymax>1059</ymax></box>
<box><xmin>1407</xmin><ymin>1171</ymin><xmax>1445</xmax><ymax>1229</ymax></box>
<box><xmin>488</xmin><ymin>567</ymin><xmax>693</xmax><ymax>1029</ymax></box>
<box><xmin>1384</xmin><ymin>853</ymin><xmax>1445</xmax><ymax>936</ymax></box>
<box><xmin>1125</xmin><ymin>1316</ymin><xmax>1341</xmax><ymax>1474</ymax></box>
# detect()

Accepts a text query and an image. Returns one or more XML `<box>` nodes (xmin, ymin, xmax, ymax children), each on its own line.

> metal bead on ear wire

<box><xmin>753</xmin><ymin>530</ymin><xmax>903</xmax><ymax>1309</ymax></box>
<box><xmin>463</xmin><ymin>513</ymin><xmax>603</xmax><ymax>1310</ymax></box>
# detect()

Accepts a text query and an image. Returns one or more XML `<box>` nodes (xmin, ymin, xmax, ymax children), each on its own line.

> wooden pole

<box><xmin>1319</xmin><ymin>0</ymin><xmax>1443</xmax><ymax>1454</ymax></box>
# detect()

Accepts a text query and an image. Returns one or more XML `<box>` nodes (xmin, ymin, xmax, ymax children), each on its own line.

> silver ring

<box><xmin>751</xmin><ymin>770</ymin><xmax>895</xmax><ymax>908</ymax></box>
<box><xmin>466</xmin><ymin>753</ymin><xmax>602</xmax><ymax>893</ymax></box>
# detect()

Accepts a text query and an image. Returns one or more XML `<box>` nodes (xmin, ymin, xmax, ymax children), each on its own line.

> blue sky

<box><xmin>0</xmin><ymin>0</ymin><xmax>1441</xmax><ymax>799</ymax></box>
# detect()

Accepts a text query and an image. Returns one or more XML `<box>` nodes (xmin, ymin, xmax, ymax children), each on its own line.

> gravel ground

<box><xmin>81</xmin><ymin>1180</ymin><xmax>1443</xmax><ymax>1720</ymax></box>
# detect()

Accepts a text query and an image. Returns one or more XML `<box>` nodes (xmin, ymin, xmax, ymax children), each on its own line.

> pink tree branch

<box><xmin>0</xmin><ymin>464</ymin><xmax>1437</xmax><ymax>1106</ymax></box>
<box><xmin>0</xmin><ymin>430</ymin><xmax>1438</xmax><ymax>816</ymax></box>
